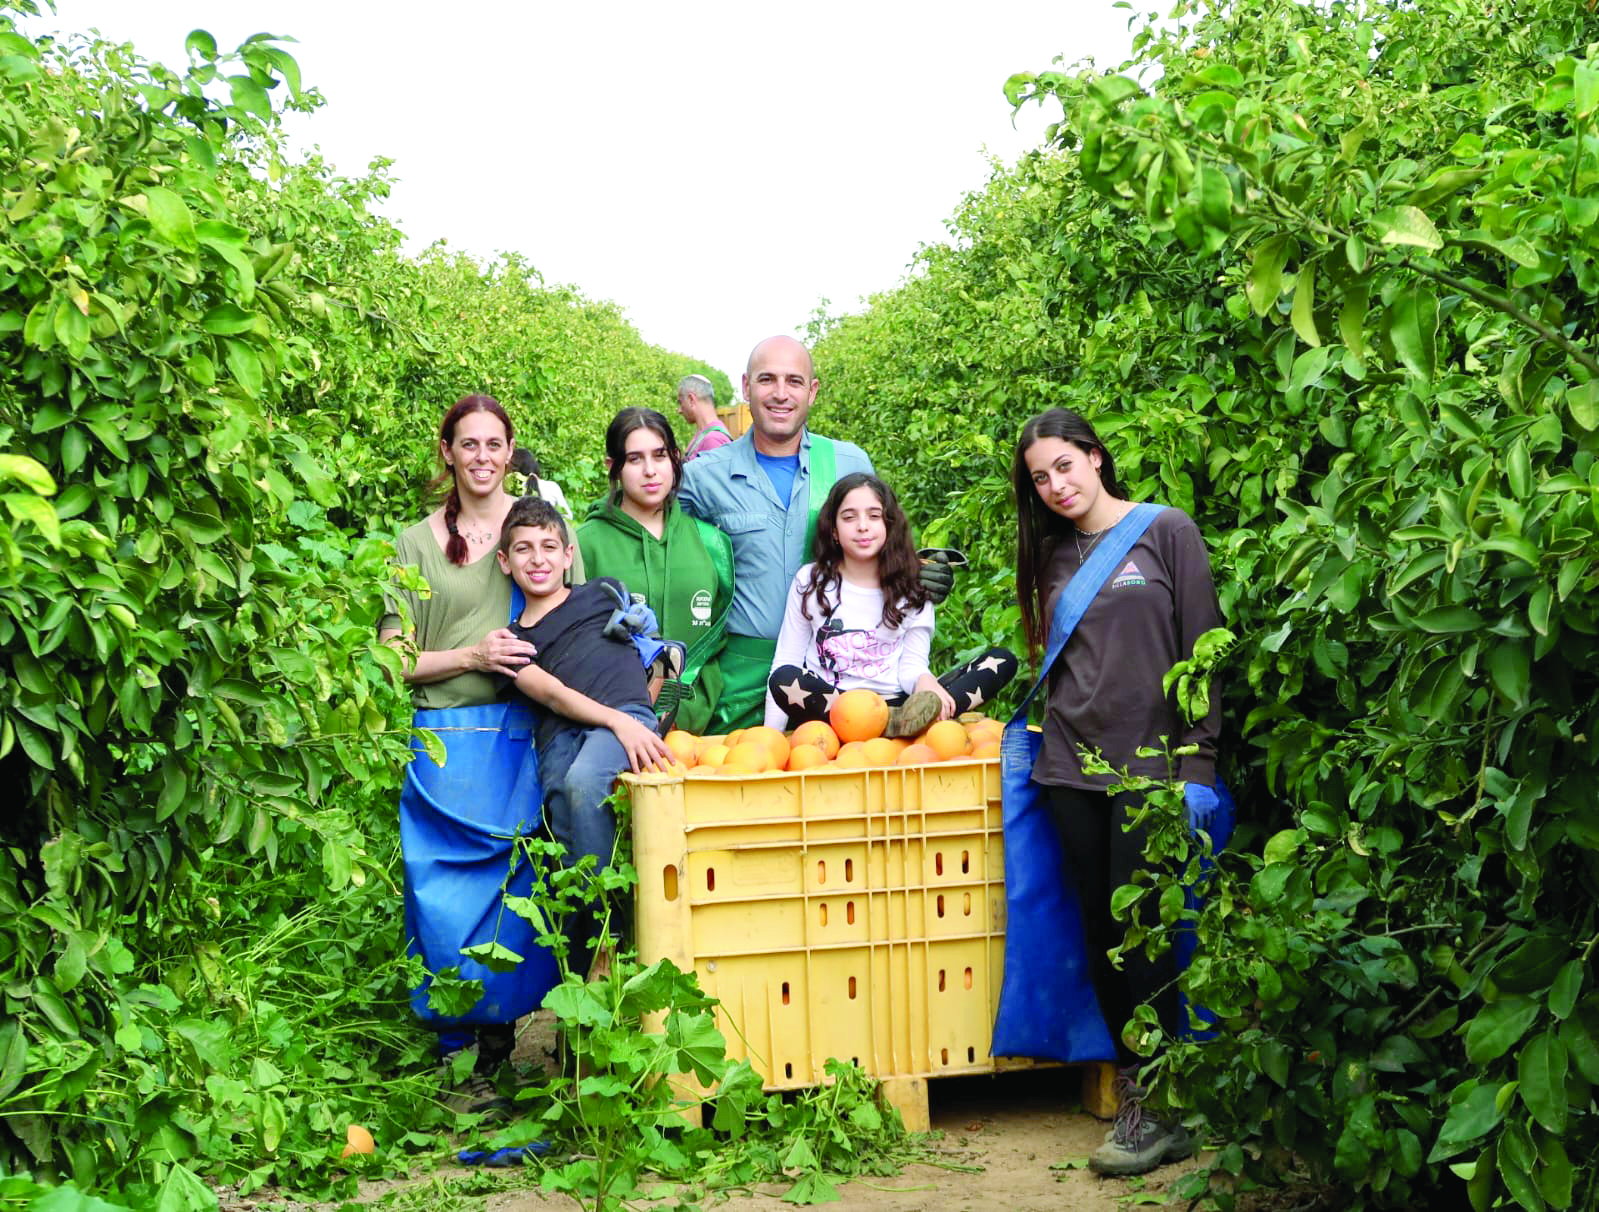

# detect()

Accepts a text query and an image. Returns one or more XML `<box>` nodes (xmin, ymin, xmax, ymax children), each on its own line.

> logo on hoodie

<box><xmin>691</xmin><ymin>589</ymin><xmax>712</xmax><ymax>625</ymax></box>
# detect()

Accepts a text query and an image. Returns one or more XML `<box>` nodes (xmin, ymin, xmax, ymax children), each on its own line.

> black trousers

<box><xmin>1046</xmin><ymin>785</ymin><xmax>1179</xmax><ymax>1066</ymax></box>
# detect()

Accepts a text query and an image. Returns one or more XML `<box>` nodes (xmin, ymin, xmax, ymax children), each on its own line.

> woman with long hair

<box><xmin>764</xmin><ymin>471</ymin><xmax>1015</xmax><ymax>733</ymax></box>
<box><xmin>379</xmin><ymin>394</ymin><xmax>558</xmax><ymax>1111</ymax></box>
<box><xmin>576</xmin><ymin>407</ymin><xmax>734</xmax><ymax>733</ymax></box>
<box><xmin>1012</xmin><ymin>407</ymin><xmax>1224</xmax><ymax>1176</ymax></box>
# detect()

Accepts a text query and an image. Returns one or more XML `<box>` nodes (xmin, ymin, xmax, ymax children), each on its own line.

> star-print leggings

<box><xmin>766</xmin><ymin>647</ymin><xmax>1018</xmax><ymax>729</ymax></box>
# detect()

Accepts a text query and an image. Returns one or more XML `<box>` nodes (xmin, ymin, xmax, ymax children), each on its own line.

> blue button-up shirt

<box><xmin>679</xmin><ymin>427</ymin><xmax>874</xmax><ymax>641</ymax></box>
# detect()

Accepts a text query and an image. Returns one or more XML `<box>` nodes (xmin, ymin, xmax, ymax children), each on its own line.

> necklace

<box><xmin>1074</xmin><ymin>505</ymin><xmax>1129</xmax><ymax>562</ymax></box>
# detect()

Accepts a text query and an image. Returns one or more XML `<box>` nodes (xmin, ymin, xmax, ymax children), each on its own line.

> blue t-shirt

<box><xmin>755</xmin><ymin>451</ymin><xmax>800</xmax><ymax>505</ymax></box>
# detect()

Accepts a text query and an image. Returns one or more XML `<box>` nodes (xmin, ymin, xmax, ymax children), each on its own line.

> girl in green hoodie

<box><xmin>577</xmin><ymin>408</ymin><xmax>734</xmax><ymax>734</ymax></box>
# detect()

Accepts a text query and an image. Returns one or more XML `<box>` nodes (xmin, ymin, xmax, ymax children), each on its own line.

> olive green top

<box><xmin>381</xmin><ymin>519</ymin><xmax>513</xmax><ymax>711</ymax></box>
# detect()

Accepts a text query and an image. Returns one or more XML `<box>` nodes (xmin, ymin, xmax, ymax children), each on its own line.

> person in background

<box><xmin>677</xmin><ymin>373</ymin><xmax>732</xmax><ymax>460</ymax></box>
<box><xmin>1013</xmin><ymin>407</ymin><xmax>1223</xmax><ymax>1177</ymax></box>
<box><xmin>509</xmin><ymin>447</ymin><xmax>585</xmax><ymax>583</ymax></box>
<box><xmin>680</xmin><ymin>335</ymin><xmax>953</xmax><ymax>731</ymax></box>
<box><xmin>578</xmin><ymin>408</ymin><xmax>734</xmax><ymax>734</ymax></box>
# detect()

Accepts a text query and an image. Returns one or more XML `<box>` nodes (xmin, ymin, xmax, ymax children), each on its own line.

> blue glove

<box><xmin>1184</xmin><ymin>782</ymin><xmax>1220</xmax><ymax>835</ymax></box>
<box><xmin>1183</xmin><ymin>781</ymin><xmax>1234</xmax><ymax>851</ymax></box>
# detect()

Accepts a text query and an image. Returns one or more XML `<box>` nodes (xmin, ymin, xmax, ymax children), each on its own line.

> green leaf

<box><xmin>0</xmin><ymin>453</ymin><xmax>57</xmax><ymax>495</ymax></box>
<box><xmin>285</xmin><ymin>449</ymin><xmax>338</xmax><ymax>506</ymax></box>
<box><xmin>152</xmin><ymin>1161</ymin><xmax>217</xmax><ymax>1211</ymax></box>
<box><xmin>227</xmin><ymin>74</ymin><xmax>272</xmax><ymax>118</ymax></box>
<box><xmin>185</xmin><ymin>29</ymin><xmax>218</xmax><ymax>59</ymax></box>
<box><xmin>1499</xmin><ymin>1153</ymin><xmax>1547</xmax><ymax>1212</ymax></box>
<box><xmin>1412</xmin><ymin>605</ymin><xmax>1482</xmax><ymax>633</ymax></box>
<box><xmin>665</xmin><ymin>1009</ymin><xmax>728</xmax><ymax>1085</ymax></box>
<box><xmin>201</xmin><ymin>303</ymin><xmax>257</xmax><ymax>335</ymax></box>
<box><xmin>1198</xmin><ymin>162</ymin><xmax>1232</xmax><ymax>231</ymax></box>
<box><xmin>224</xmin><ymin>340</ymin><xmax>264</xmax><ymax>398</ymax></box>
<box><xmin>1291</xmin><ymin>261</ymin><xmax>1320</xmax><ymax>346</ymax></box>
<box><xmin>1568</xmin><ymin>381</ymin><xmax>1599</xmax><ymax>431</ymax></box>
<box><xmin>1518</xmin><ymin>1030</ymin><xmax>1568</xmax><ymax>1134</ymax></box>
<box><xmin>414</xmin><ymin>726</ymin><xmax>447</xmax><ymax>767</ymax></box>
<box><xmin>1430</xmin><ymin>1081</ymin><xmax>1504</xmax><ymax>1163</ymax></box>
<box><xmin>460</xmin><ymin>941</ymin><xmax>523</xmax><ymax>973</ymax></box>
<box><xmin>1246</xmin><ymin>235</ymin><xmax>1291</xmax><ymax>316</ymax></box>
<box><xmin>1389</xmin><ymin>287</ymin><xmax>1439</xmax><ymax>383</ymax></box>
<box><xmin>1548</xmin><ymin>960</ymin><xmax>1583</xmax><ymax>1020</ymax></box>
<box><xmin>1486</xmin><ymin>640</ymin><xmax>1530</xmax><ymax>708</ymax></box>
<box><xmin>5</xmin><ymin>492</ymin><xmax>61</xmax><ymax>546</ymax></box>
<box><xmin>1575</xmin><ymin>58</ymin><xmax>1599</xmax><ymax>119</ymax></box>
<box><xmin>144</xmin><ymin>186</ymin><xmax>198</xmax><ymax>252</ymax></box>
<box><xmin>1464</xmin><ymin>997</ymin><xmax>1541</xmax><ymax>1065</ymax></box>
<box><xmin>781</xmin><ymin>1172</ymin><xmax>841</xmax><ymax>1205</ymax></box>
<box><xmin>1372</xmin><ymin>205</ymin><xmax>1443</xmax><ymax>251</ymax></box>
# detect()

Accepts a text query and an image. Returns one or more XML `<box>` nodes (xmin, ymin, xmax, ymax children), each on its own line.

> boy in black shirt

<box><xmin>496</xmin><ymin>497</ymin><xmax>673</xmax><ymax>971</ymax></box>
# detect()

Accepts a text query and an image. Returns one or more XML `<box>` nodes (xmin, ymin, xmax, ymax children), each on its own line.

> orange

<box><xmin>970</xmin><ymin>739</ymin><xmax>1001</xmax><ymax>759</ymax></box>
<box><xmin>642</xmin><ymin>758</ymin><xmax>689</xmax><ymax>777</ymax></box>
<box><xmin>341</xmin><ymin>1123</ymin><xmax>375</xmax><ymax>1158</ymax></box>
<box><xmin>686</xmin><ymin>764</ymin><xmax>717</xmax><ymax>777</ymax></box>
<box><xmin>693</xmin><ymin>734</ymin><xmax>726</xmax><ymax>760</ymax></box>
<box><xmin>663</xmin><ymin>730</ymin><xmax>699</xmax><ymax>764</ymax></box>
<box><xmin>699</xmin><ymin>743</ymin><xmax>731</xmax><ymax>769</ymax></box>
<box><xmin>861</xmin><ymin>737</ymin><xmax>900</xmax><ymax>766</ymax></box>
<box><xmin>835</xmin><ymin>741</ymin><xmax>870</xmax><ymax>768</ymax></box>
<box><xmin>725</xmin><ymin>728</ymin><xmax>746</xmax><ymax>751</ymax></box>
<box><xmin>724</xmin><ymin>741</ymin><xmax>772</xmax><ymax>774</ymax></box>
<box><xmin>924</xmin><ymin>720</ymin><xmax>971</xmax><ymax>761</ymax></box>
<box><xmin>897</xmin><ymin>742</ymin><xmax>940</xmax><ymax>765</ymax></box>
<box><xmin>830</xmin><ymin>688</ymin><xmax>889</xmax><ymax>742</ymax></box>
<box><xmin>741</xmin><ymin>725</ymin><xmax>791</xmax><ymax>769</ymax></box>
<box><xmin>787</xmin><ymin>744</ymin><xmax>829</xmax><ymax>771</ymax></box>
<box><xmin>790</xmin><ymin>719</ymin><xmax>841</xmax><ymax>759</ymax></box>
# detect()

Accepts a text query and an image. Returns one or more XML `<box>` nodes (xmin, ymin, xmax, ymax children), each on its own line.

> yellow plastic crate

<box><xmin>628</xmin><ymin>758</ymin><xmax>1059</xmax><ymax>1127</ymax></box>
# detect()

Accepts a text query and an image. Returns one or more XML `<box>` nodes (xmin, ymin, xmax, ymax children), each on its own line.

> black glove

<box><xmin>918</xmin><ymin>550</ymin><xmax>958</xmax><ymax>605</ymax></box>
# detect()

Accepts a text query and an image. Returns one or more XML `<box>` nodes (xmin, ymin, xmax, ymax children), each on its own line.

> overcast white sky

<box><xmin>28</xmin><ymin>2</ymin><xmax>1137</xmax><ymax>387</ymax></box>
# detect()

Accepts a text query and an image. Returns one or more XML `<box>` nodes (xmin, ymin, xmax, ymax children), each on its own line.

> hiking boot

<box><xmin>1088</xmin><ymin>1066</ymin><xmax>1195</xmax><ymax>1176</ymax></box>
<box><xmin>886</xmin><ymin>691</ymin><xmax>942</xmax><ymax>738</ymax></box>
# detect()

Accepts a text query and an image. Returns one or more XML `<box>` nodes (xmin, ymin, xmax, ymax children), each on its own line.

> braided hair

<box><xmin>432</xmin><ymin>394</ymin><xmax>514</xmax><ymax>566</ymax></box>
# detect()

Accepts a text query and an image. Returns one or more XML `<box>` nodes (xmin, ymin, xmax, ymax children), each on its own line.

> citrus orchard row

<box><xmin>646</xmin><ymin>688</ymin><xmax>1004</xmax><ymax>777</ymax></box>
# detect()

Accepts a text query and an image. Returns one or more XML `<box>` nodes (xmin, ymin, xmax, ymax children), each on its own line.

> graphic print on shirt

<box><xmin>814</xmin><ymin>616</ymin><xmax>895</xmax><ymax>683</ymax></box>
<box><xmin>1111</xmin><ymin>559</ymin><xmax>1147</xmax><ymax>589</ymax></box>
<box><xmin>690</xmin><ymin>588</ymin><xmax>712</xmax><ymax>626</ymax></box>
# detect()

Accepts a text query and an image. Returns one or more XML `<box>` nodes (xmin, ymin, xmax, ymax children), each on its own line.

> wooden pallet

<box><xmin>878</xmin><ymin>1060</ymin><xmax>1117</xmax><ymax>1132</ymax></box>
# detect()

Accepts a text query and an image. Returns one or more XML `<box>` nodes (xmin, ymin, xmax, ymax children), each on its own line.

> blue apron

<box><xmin>401</xmin><ymin>698</ymin><xmax>561</xmax><ymax>1027</ymax></box>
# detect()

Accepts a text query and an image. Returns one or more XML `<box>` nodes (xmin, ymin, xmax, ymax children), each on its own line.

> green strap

<box><xmin>804</xmin><ymin>434</ymin><xmax>836</xmax><ymax>560</ymax></box>
<box><xmin>682</xmin><ymin>518</ymin><xmax>735</xmax><ymax>685</ymax></box>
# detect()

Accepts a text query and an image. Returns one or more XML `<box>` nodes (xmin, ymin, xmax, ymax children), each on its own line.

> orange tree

<box><xmin>0</xmin><ymin>5</ymin><xmax>717</xmax><ymax>1196</ymax></box>
<box><xmin>816</xmin><ymin>0</ymin><xmax>1599</xmax><ymax>1206</ymax></box>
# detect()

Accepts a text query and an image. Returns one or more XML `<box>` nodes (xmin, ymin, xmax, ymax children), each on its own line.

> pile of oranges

<box><xmin>648</xmin><ymin>688</ymin><xmax>1004</xmax><ymax>777</ymax></box>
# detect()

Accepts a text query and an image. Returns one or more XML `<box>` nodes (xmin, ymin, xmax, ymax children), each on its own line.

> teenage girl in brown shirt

<box><xmin>1014</xmin><ymin>407</ymin><xmax>1223</xmax><ymax>1177</ymax></box>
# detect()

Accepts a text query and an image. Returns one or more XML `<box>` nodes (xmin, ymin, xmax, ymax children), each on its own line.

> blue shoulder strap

<box><xmin>1010</xmin><ymin>502</ymin><xmax>1165</xmax><ymax>725</ymax></box>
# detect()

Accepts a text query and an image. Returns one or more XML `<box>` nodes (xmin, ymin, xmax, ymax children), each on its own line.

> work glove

<box><xmin>599</xmin><ymin>584</ymin><xmax>666</xmax><ymax>669</ymax></box>
<box><xmin>1183</xmin><ymin>781</ymin><xmax>1234</xmax><ymax>852</ymax></box>
<box><xmin>916</xmin><ymin>547</ymin><xmax>966</xmax><ymax>606</ymax></box>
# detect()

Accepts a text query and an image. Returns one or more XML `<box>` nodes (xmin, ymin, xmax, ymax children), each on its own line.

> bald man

<box><xmin>678</xmin><ymin>336</ymin><xmax>874</xmax><ymax>731</ymax></box>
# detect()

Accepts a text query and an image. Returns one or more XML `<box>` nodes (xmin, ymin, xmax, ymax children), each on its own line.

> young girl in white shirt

<box><xmin>764</xmin><ymin>473</ymin><xmax>1016</xmax><ymax>734</ymax></box>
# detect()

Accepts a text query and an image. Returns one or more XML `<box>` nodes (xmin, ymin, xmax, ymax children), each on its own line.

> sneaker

<box><xmin>1088</xmin><ymin>1066</ymin><xmax>1195</xmax><ymax>1176</ymax></box>
<box><xmin>886</xmin><ymin>691</ymin><xmax>942</xmax><ymax>738</ymax></box>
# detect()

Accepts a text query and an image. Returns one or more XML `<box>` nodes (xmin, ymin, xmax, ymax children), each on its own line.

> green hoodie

<box><xmin>577</xmin><ymin>496</ymin><xmax>733</xmax><ymax>734</ymax></box>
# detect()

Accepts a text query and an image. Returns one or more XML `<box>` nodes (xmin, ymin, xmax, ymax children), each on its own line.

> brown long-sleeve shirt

<box><xmin>1032</xmin><ymin>507</ymin><xmax>1223</xmax><ymax>790</ymax></box>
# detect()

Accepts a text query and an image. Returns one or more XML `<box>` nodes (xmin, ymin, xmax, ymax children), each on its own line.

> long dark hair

<box><xmin>604</xmin><ymin>407</ymin><xmax>683</xmax><ymax>506</ymax></box>
<box><xmin>802</xmin><ymin>472</ymin><xmax>928</xmax><ymax>630</ymax></box>
<box><xmin>432</xmin><ymin>394</ymin><xmax>514</xmax><ymax>566</ymax></box>
<box><xmin>1012</xmin><ymin>408</ymin><xmax>1126</xmax><ymax>658</ymax></box>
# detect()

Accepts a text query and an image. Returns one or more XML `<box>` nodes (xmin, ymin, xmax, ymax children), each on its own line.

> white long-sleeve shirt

<box><xmin>763</xmin><ymin>563</ymin><xmax>934</xmax><ymax>728</ymax></box>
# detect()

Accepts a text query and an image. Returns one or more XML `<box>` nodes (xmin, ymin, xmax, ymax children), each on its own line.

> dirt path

<box><xmin>481</xmin><ymin>1069</ymin><xmax>1198</xmax><ymax>1211</ymax></box>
